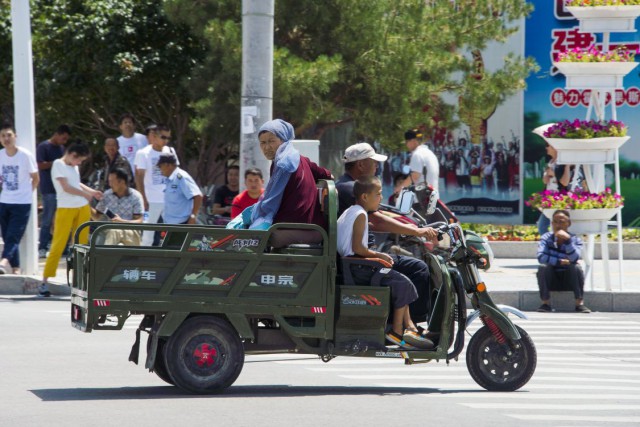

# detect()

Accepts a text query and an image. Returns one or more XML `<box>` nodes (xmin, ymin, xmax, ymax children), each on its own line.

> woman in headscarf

<box><xmin>248</xmin><ymin>119</ymin><xmax>332</xmax><ymax>246</ymax></box>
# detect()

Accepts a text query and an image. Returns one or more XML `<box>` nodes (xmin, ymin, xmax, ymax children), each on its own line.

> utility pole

<box><xmin>240</xmin><ymin>0</ymin><xmax>274</xmax><ymax>189</ymax></box>
<box><xmin>11</xmin><ymin>0</ymin><xmax>38</xmax><ymax>275</ymax></box>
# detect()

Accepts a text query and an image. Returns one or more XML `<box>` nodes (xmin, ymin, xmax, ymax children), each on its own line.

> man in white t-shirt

<box><xmin>405</xmin><ymin>129</ymin><xmax>440</xmax><ymax>190</ymax></box>
<box><xmin>0</xmin><ymin>124</ymin><xmax>39</xmax><ymax>274</ymax></box>
<box><xmin>134</xmin><ymin>123</ymin><xmax>179</xmax><ymax>246</ymax></box>
<box><xmin>117</xmin><ymin>113</ymin><xmax>148</xmax><ymax>169</ymax></box>
<box><xmin>40</xmin><ymin>142</ymin><xmax>102</xmax><ymax>296</ymax></box>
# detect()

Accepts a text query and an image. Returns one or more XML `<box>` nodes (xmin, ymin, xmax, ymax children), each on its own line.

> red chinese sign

<box><xmin>550</xmin><ymin>87</ymin><xmax>640</xmax><ymax>108</ymax></box>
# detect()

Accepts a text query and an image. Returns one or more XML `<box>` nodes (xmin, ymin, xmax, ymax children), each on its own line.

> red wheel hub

<box><xmin>193</xmin><ymin>343</ymin><xmax>217</xmax><ymax>367</ymax></box>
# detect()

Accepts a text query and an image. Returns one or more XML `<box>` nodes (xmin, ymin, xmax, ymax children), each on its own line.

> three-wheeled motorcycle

<box><xmin>69</xmin><ymin>179</ymin><xmax>536</xmax><ymax>394</ymax></box>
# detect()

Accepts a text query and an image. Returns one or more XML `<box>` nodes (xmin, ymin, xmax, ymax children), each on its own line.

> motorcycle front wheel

<box><xmin>466</xmin><ymin>324</ymin><xmax>536</xmax><ymax>391</ymax></box>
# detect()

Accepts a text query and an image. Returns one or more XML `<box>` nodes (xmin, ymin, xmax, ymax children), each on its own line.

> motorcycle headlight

<box><xmin>482</xmin><ymin>239</ymin><xmax>494</xmax><ymax>271</ymax></box>
<box><xmin>463</xmin><ymin>230</ymin><xmax>492</xmax><ymax>271</ymax></box>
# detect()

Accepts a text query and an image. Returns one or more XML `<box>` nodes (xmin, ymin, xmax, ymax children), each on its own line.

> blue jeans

<box><xmin>537</xmin><ymin>213</ymin><xmax>550</xmax><ymax>236</ymax></box>
<box><xmin>391</xmin><ymin>254</ymin><xmax>431</xmax><ymax>322</ymax></box>
<box><xmin>39</xmin><ymin>193</ymin><xmax>57</xmax><ymax>250</ymax></box>
<box><xmin>0</xmin><ymin>203</ymin><xmax>32</xmax><ymax>268</ymax></box>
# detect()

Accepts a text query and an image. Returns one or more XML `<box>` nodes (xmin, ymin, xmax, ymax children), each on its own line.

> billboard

<box><xmin>523</xmin><ymin>0</ymin><xmax>640</xmax><ymax>225</ymax></box>
<box><xmin>381</xmin><ymin>20</ymin><xmax>525</xmax><ymax>224</ymax></box>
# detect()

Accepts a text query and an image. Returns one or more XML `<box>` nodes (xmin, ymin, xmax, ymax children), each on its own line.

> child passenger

<box><xmin>337</xmin><ymin>176</ymin><xmax>433</xmax><ymax>350</ymax></box>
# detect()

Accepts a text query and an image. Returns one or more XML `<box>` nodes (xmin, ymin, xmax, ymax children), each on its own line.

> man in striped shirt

<box><xmin>536</xmin><ymin>209</ymin><xmax>590</xmax><ymax>313</ymax></box>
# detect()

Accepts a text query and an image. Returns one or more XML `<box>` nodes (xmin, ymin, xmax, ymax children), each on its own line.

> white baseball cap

<box><xmin>342</xmin><ymin>143</ymin><xmax>388</xmax><ymax>163</ymax></box>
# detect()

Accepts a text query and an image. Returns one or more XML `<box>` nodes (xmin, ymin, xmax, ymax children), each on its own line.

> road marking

<box><xmin>529</xmin><ymin>376</ymin><xmax>640</xmax><ymax>384</ymax></box>
<box><xmin>379</xmin><ymin>383</ymin><xmax>640</xmax><ymax>391</ymax></box>
<box><xmin>533</xmin><ymin>337</ymin><xmax>640</xmax><ymax>341</ymax></box>
<box><xmin>509</xmin><ymin>321</ymin><xmax>640</xmax><ymax>325</ymax></box>
<box><xmin>432</xmin><ymin>393</ymin><xmax>640</xmax><ymax>400</ymax></box>
<box><xmin>505</xmin><ymin>414</ymin><xmax>640</xmax><ymax>423</ymax></box>
<box><xmin>522</xmin><ymin>331</ymin><xmax>640</xmax><ymax>335</ymax></box>
<box><xmin>463</xmin><ymin>403</ymin><xmax>640</xmax><ymax>410</ymax></box>
<box><xmin>342</xmin><ymin>374</ymin><xmax>640</xmax><ymax>384</ymax></box>
<box><xmin>274</xmin><ymin>358</ymin><xmax>639</xmax><ymax>366</ymax></box>
<box><xmin>307</xmin><ymin>367</ymin><xmax>640</xmax><ymax>376</ymax></box>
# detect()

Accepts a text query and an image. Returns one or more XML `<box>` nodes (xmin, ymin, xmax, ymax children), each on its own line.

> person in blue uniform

<box><xmin>157</xmin><ymin>153</ymin><xmax>202</xmax><ymax>224</ymax></box>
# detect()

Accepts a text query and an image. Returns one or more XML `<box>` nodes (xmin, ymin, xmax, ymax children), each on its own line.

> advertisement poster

<box><xmin>523</xmin><ymin>0</ymin><xmax>640</xmax><ymax>225</ymax></box>
<box><xmin>381</xmin><ymin>24</ymin><xmax>525</xmax><ymax>224</ymax></box>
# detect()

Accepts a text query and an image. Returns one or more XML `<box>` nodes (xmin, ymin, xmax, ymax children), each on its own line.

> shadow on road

<box><xmin>31</xmin><ymin>385</ymin><xmax>487</xmax><ymax>401</ymax></box>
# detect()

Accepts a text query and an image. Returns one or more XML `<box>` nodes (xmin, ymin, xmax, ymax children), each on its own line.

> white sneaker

<box><xmin>38</xmin><ymin>249</ymin><xmax>47</xmax><ymax>259</ymax></box>
<box><xmin>38</xmin><ymin>283</ymin><xmax>51</xmax><ymax>297</ymax></box>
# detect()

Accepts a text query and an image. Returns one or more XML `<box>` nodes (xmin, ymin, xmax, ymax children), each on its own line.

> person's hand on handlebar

<box><xmin>416</xmin><ymin>227</ymin><xmax>438</xmax><ymax>241</ymax></box>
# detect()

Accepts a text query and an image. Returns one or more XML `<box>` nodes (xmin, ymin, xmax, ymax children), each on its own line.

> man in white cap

<box><xmin>336</xmin><ymin>143</ymin><xmax>388</xmax><ymax>216</ymax></box>
<box><xmin>336</xmin><ymin>142</ymin><xmax>438</xmax><ymax>326</ymax></box>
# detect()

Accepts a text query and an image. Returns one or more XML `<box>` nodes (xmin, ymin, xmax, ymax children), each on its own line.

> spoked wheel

<box><xmin>146</xmin><ymin>336</ymin><xmax>174</xmax><ymax>385</ymax></box>
<box><xmin>466</xmin><ymin>324</ymin><xmax>536</xmax><ymax>391</ymax></box>
<box><xmin>164</xmin><ymin>316</ymin><xmax>244</xmax><ymax>394</ymax></box>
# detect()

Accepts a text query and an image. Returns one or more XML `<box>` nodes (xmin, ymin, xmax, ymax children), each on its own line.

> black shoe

<box><xmin>537</xmin><ymin>303</ymin><xmax>555</xmax><ymax>313</ymax></box>
<box><xmin>575</xmin><ymin>304</ymin><xmax>591</xmax><ymax>313</ymax></box>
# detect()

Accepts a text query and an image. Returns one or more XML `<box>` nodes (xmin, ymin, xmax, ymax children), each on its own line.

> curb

<box><xmin>489</xmin><ymin>241</ymin><xmax>640</xmax><ymax>260</ymax></box>
<box><xmin>473</xmin><ymin>290</ymin><xmax>640</xmax><ymax>313</ymax></box>
<box><xmin>0</xmin><ymin>275</ymin><xmax>71</xmax><ymax>296</ymax></box>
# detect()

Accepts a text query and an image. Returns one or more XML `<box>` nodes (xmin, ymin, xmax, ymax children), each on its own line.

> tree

<box><xmin>167</xmin><ymin>0</ymin><xmax>538</xmax><ymax>173</ymax></box>
<box><xmin>2</xmin><ymin>0</ymin><xmax>537</xmax><ymax>185</ymax></box>
<box><xmin>1</xmin><ymin>0</ymin><xmax>205</xmax><ymax>163</ymax></box>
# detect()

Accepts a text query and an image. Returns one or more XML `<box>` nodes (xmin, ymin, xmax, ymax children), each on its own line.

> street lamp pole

<box><xmin>240</xmin><ymin>0</ymin><xmax>274</xmax><ymax>189</ymax></box>
<box><xmin>11</xmin><ymin>0</ymin><xmax>38</xmax><ymax>275</ymax></box>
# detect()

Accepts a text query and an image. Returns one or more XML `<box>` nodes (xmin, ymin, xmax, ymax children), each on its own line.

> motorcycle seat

<box><xmin>340</xmin><ymin>257</ymin><xmax>392</xmax><ymax>287</ymax></box>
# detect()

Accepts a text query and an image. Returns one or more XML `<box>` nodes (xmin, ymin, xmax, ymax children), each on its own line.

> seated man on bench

<box><xmin>230</xmin><ymin>119</ymin><xmax>332</xmax><ymax>247</ymax></box>
<box><xmin>536</xmin><ymin>209</ymin><xmax>591</xmax><ymax>313</ymax></box>
<box><xmin>337</xmin><ymin>176</ymin><xmax>433</xmax><ymax>350</ymax></box>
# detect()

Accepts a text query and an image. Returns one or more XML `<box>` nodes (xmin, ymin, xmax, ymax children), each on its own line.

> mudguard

<box><xmin>466</xmin><ymin>304</ymin><xmax>529</xmax><ymax>328</ymax></box>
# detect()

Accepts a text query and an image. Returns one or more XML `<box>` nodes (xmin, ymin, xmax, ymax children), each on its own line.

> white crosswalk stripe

<box><xmin>55</xmin><ymin>304</ymin><xmax>640</xmax><ymax>422</ymax></box>
<box><xmin>269</xmin><ymin>312</ymin><xmax>640</xmax><ymax>424</ymax></box>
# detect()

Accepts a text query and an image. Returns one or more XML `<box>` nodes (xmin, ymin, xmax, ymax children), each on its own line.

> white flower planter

<box><xmin>542</xmin><ymin>208</ymin><xmax>620</xmax><ymax>234</ymax></box>
<box><xmin>566</xmin><ymin>6</ymin><xmax>640</xmax><ymax>33</ymax></box>
<box><xmin>533</xmin><ymin>124</ymin><xmax>630</xmax><ymax>165</ymax></box>
<box><xmin>554</xmin><ymin>62</ymin><xmax>638</xmax><ymax>90</ymax></box>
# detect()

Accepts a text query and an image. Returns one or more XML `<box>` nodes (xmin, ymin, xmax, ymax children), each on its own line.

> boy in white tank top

<box><xmin>337</xmin><ymin>176</ymin><xmax>433</xmax><ymax>350</ymax></box>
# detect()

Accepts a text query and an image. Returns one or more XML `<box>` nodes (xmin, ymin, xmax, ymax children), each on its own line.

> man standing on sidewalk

<box><xmin>36</xmin><ymin>124</ymin><xmax>70</xmax><ymax>258</ymax></box>
<box><xmin>0</xmin><ymin>124</ymin><xmax>39</xmax><ymax>274</ymax></box>
<box><xmin>134</xmin><ymin>124</ymin><xmax>178</xmax><ymax>245</ymax></box>
<box><xmin>117</xmin><ymin>113</ymin><xmax>148</xmax><ymax>170</ymax></box>
<box><xmin>405</xmin><ymin>129</ymin><xmax>440</xmax><ymax>190</ymax></box>
<box><xmin>157</xmin><ymin>154</ymin><xmax>202</xmax><ymax>224</ymax></box>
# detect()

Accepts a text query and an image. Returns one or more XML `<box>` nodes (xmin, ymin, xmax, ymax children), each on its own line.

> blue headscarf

<box><xmin>249</xmin><ymin>119</ymin><xmax>301</xmax><ymax>230</ymax></box>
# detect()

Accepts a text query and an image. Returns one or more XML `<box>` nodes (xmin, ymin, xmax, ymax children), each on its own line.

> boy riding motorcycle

<box><xmin>336</xmin><ymin>142</ymin><xmax>438</xmax><ymax>326</ymax></box>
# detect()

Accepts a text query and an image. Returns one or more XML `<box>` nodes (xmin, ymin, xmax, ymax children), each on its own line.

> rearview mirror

<box><xmin>396</xmin><ymin>189</ymin><xmax>416</xmax><ymax>215</ymax></box>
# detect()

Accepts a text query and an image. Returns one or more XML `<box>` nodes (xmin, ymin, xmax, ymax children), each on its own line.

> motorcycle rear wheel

<box><xmin>466</xmin><ymin>324</ymin><xmax>536</xmax><ymax>391</ymax></box>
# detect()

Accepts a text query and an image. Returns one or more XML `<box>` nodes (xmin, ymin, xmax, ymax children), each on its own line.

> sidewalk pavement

<box><xmin>1</xmin><ymin>255</ymin><xmax>639</xmax><ymax>312</ymax></box>
<box><xmin>480</xmin><ymin>257</ymin><xmax>640</xmax><ymax>312</ymax></box>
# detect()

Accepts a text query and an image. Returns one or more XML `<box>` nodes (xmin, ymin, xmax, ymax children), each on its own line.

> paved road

<box><xmin>1</xmin><ymin>297</ymin><xmax>639</xmax><ymax>426</ymax></box>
